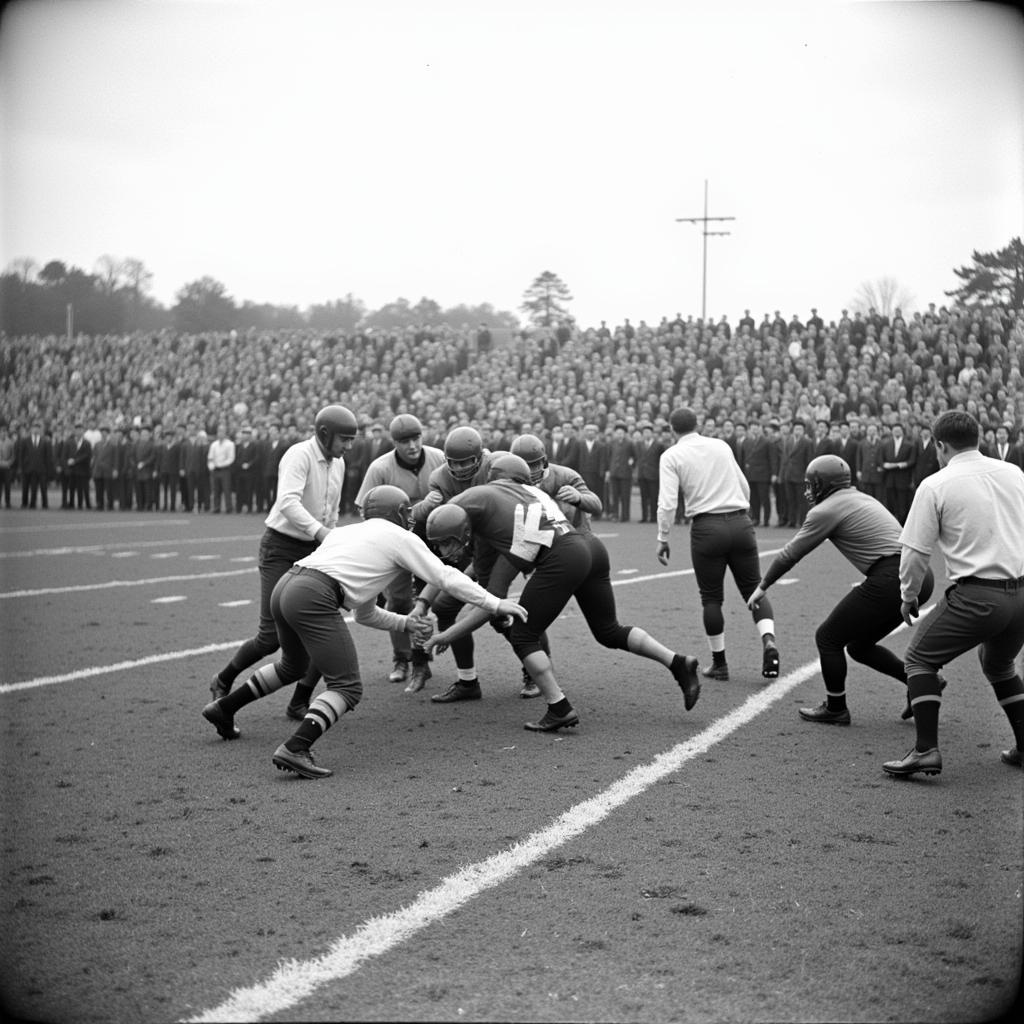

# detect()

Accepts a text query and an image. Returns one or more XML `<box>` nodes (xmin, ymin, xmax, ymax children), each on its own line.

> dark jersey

<box><xmin>534</xmin><ymin>462</ymin><xmax>600</xmax><ymax>533</ymax></box>
<box><xmin>410</xmin><ymin>450</ymin><xmax>495</xmax><ymax>524</ymax></box>
<box><xmin>451</xmin><ymin>479</ymin><xmax>572</xmax><ymax>574</ymax></box>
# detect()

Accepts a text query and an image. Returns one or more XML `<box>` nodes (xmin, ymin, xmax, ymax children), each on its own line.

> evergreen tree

<box><xmin>946</xmin><ymin>237</ymin><xmax>1024</xmax><ymax>307</ymax></box>
<box><xmin>520</xmin><ymin>270</ymin><xmax>573</xmax><ymax>327</ymax></box>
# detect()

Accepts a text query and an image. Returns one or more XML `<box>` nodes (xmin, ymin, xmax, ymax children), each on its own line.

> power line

<box><xmin>675</xmin><ymin>179</ymin><xmax>735</xmax><ymax>323</ymax></box>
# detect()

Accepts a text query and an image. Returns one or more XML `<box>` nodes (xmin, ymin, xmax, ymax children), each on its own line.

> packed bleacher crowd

<box><xmin>1</xmin><ymin>299</ymin><xmax>1022</xmax><ymax>528</ymax></box>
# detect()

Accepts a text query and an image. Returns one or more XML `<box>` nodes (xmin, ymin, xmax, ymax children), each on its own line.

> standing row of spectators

<box><xmin>1</xmin><ymin>299</ymin><xmax>1021</xmax><ymax>516</ymax></box>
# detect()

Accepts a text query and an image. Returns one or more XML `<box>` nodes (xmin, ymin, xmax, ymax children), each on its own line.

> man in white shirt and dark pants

<box><xmin>656</xmin><ymin>407</ymin><xmax>780</xmax><ymax>683</ymax></box>
<box><xmin>887</xmin><ymin>411</ymin><xmax>1024</xmax><ymax>777</ymax></box>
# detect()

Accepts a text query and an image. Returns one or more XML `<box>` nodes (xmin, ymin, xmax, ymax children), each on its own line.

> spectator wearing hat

<box><xmin>836</xmin><ymin>422</ymin><xmax>861</xmax><ymax>489</ymax></box>
<box><xmin>577</xmin><ymin>423</ymin><xmax>609</xmax><ymax>518</ymax></box>
<box><xmin>158</xmin><ymin>425</ymin><xmax>183</xmax><ymax>511</ymax></box>
<box><xmin>740</xmin><ymin>419</ymin><xmax>775</xmax><ymax>528</ymax></box>
<box><xmin>780</xmin><ymin>420</ymin><xmax>814</xmax><ymax>528</ymax></box>
<box><xmin>17</xmin><ymin>420</ymin><xmax>53</xmax><ymax>509</ymax></box>
<box><xmin>880</xmin><ymin>422</ymin><xmax>916</xmax><ymax>524</ymax></box>
<box><xmin>207</xmin><ymin>422</ymin><xmax>235</xmax><ymax>514</ymax></box>
<box><xmin>636</xmin><ymin>422</ymin><xmax>666</xmax><ymax>523</ymax></box>
<box><xmin>91</xmin><ymin>425</ymin><xmax>118</xmax><ymax>510</ymax></box>
<box><xmin>65</xmin><ymin>422</ymin><xmax>93</xmax><ymax>510</ymax></box>
<box><xmin>606</xmin><ymin>422</ymin><xmax>636</xmax><ymax>522</ymax></box>
<box><xmin>913</xmin><ymin>423</ymin><xmax>941</xmax><ymax>487</ymax></box>
<box><xmin>857</xmin><ymin>422</ymin><xmax>885</xmax><ymax>502</ymax></box>
<box><xmin>0</xmin><ymin>423</ymin><xmax>16</xmax><ymax>509</ymax></box>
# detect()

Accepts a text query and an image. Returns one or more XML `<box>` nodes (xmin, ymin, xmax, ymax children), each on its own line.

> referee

<box><xmin>656</xmin><ymin>407</ymin><xmax>780</xmax><ymax>681</ymax></box>
<box><xmin>885</xmin><ymin>410</ymin><xmax>1024</xmax><ymax>778</ymax></box>
<box><xmin>354</xmin><ymin>414</ymin><xmax>446</xmax><ymax>691</ymax></box>
<box><xmin>746</xmin><ymin>454</ymin><xmax>935</xmax><ymax>725</ymax></box>
<box><xmin>209</xmin><ymin>405</ymin><xmax>358</xmax><ymax>719</ymax></box>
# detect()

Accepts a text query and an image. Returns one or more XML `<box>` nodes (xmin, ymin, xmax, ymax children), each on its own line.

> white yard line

<box><xmin>0</xmin><ymin>568</ymin><xmax>256</xmax><ymax>600</ymax></box>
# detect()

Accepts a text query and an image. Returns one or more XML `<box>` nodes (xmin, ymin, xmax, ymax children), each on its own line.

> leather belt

<box><xmin>289</xmin><ymin>565</ymin><xmax>345</xmax><ymax>605</ymax></box>
<box><xmin>957</xmin><ymin>575</ymin><xmax>1024</xmax><ymax>591</ymax></box>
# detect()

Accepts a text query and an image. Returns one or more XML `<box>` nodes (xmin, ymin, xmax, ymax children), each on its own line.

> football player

<box><xmin>420</xmin><ymin>453</ymin><xmax>702</xmax><ymax>732</ymax></box>
<box><xmin>746</xmin><ymin>454</ymin><xmax>936</xmax><ymax>724</ymax></box>
<box><xmin>201</xmin><ymin>485</ymin><xmax>527</xmax><ymax>779</ymax></box>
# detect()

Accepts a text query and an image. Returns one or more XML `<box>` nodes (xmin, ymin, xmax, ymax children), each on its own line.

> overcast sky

<box><xmin>1</xmin><ymin>0</ymin><xmax>1022</xmax><ymax>328</ymax></box>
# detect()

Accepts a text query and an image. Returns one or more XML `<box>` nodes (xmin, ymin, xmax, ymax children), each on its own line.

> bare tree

<box><xmin>95</xmin><ymin>254</ymin><xmax>124</xmax><ymax>294</ymax></box>
<box><xmin>6</xmin><ymin>257</ymin><xmax>38</xmax><ymax>284</ymax></box>
<box><xmin>121</xmin><ymin>257</ymin><xmax>153</xmax><ymax>297</ymax></box>
<box><xmin>849</xmin><ymin>276</ymin><xmax>915</xmax><ymax>318</ymax></box>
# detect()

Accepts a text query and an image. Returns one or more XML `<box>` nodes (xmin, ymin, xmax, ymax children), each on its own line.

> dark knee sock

<box><xmin>284</xmin><ymin>717</ymin><xmax>324</xmax><ymax>753</ymax></box>
<box><xmin>907</xmin><ymin>671</ymin><xmax>942</xmax><ymax>750</ymax></box>
<box><xmin>992</xmin><ymin>675</ymin><xmax>1024</xmax><ymax>750</ymax></box>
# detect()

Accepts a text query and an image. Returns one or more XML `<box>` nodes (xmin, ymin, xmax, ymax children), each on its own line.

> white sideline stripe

<box><xmin>182</xmin><ymin>606</ymin><xmax>935</xmax><ymax>1024</ymax></box>
<box><xmin>180</xmin><ymin>660</ymin><xmax>825</xmax><ymax>1024</ymax></box>
<box><xmin>0</xmin><ymin>534</ymin><xmax>258</xmax><ymax>558</ymax></box>
<box><xmin>0</xmin><ymin>568</ymin><xmax>256</xmax><ymax>600</ymax></box>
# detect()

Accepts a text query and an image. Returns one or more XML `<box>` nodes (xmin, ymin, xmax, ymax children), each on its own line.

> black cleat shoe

<box><xmin>1000</xmin><ymin>748</ymin><xmax>1022</xmax><ymax>768</ymax></box>
<box><xmin>883</xmin><ymin>747</ymin><xmax>942</xmax><ymax>778</ymax></box>
<box><xmin>388</xmin><ymin>658</ymin><xmax>410</xmax><ymax>684</ymax></box>
<box><xmin>520</xmin><ymin>669</ymin><xmax>541</xmax><ymax>699</ymax></box>
<box><xmin>405</xmin><ymin>663</ymin><xmax>432</xmax><ymax>694</ymax></box>
<box><xmin>762</xmin><ymin>643</ymin><xmax>780</xmax><ymax>679</ymax></box>
<box><xmin>901</xmin><ymin>674</ymin><xmax>947</xmax><ymax>720</ymax></box>
<box><xmin>284</xmin><ymin>703</ymin><xmax>308</xmax><ymax>721</ymax></box>
<box><xmin>798</xmin><ymin>702</ymin><xmax>851</xmax><ymax>725</ymax></box>
<box><xmin>702</xmin><ymin>663</ymin><xmax>729</xmax><ymax>681</ymax></box>
<box><xmin>671</xmin><ymin>656</ymin><xmax>701</xmax><ymax>711</ymax></box>
<box><xmin>524</xmin><ymin>708</ymin><xmax>580</xmax><ymax>732</ymax></box>
<box><xmin>210</xmin><ymin>673</ymin><xmax>230</xmax><ymax>701</ymax></box>
<box><xmin>202</xmin><ymin>700</ymin><xmax>240</xmax><ymax>740</ymax></box>
<box><xmin>272</xmin><ymin>744</ymin><xmax>332</xmax><ymax>779</ymax></box>
<box><xmin>430</xmin><ymin>680</ymin><xmax>481</xmax><ymax>703</ymax></box>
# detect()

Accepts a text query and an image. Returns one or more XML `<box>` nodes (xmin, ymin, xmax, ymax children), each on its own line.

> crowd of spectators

<box><xmin>0</xmin><ymin>299</ymin><xmax>1021</xmax><ymax>525</ymax></box>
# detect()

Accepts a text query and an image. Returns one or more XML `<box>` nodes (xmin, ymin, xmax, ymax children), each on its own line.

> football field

<box><xmin>1</xmin><ymin>509</ymin><xmax>1021</xmax><ymax>1023</ymax></box>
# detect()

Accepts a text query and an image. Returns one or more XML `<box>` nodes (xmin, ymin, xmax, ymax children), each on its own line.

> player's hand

<box><xmin>556</xmin><ymin>484</ymin><xmax>581</xmax><ymax>505</ymax></box>
<box><xmin>656</xmin><ymin>541</ymin><xmax>670</xmax><ymax>566</ymax></box>
<box><xmin>406</xmin><ymin>613</ymin><xmax>434</xmax><ymax>646</ymax></box>
<box><xmin>496</xmin><ymin>598</ymin><xmax>528</xmax><ymax>622</ymax></box>
<box><xmin>422</xmin><ymin>632</ymin><xmax>449</xmax><ymax>656</ymax></box>
<box><xmin>746</xmin><ymin>585</ymin><xmax>766</xmax><ymax>610</ymax></box>
<box><xmin>900</xmin><ymin>598</ymin><xmax>919</xmax><ymax>626</ymax></box>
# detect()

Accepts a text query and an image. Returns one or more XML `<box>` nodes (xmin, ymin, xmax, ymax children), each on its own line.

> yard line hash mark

<box><xmin>0</xmin><ymin>568</ymin><xmax>256</xmax><ymax>600</ymax></box>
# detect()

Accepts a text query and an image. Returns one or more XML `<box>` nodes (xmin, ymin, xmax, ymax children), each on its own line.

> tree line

<box><xmin>2</xmin><ymin>238</ymin><xmax>1020</xmax><ymax>338</ymax></box>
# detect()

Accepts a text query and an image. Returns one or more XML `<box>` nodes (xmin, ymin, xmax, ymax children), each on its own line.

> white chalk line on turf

<box><xmin>0</xmin><ymin>568</ymin><xmax>256</xmax><ymax>600</ymax></box>
<box><xmin>182</xmin><ymin>606</ymin><xmax>936</xmax><ymax>1024</ymax></box>
<box><xmin>179</xmin><ymin>659</ymin><xmax>824</xmax><ymax>1024</ymax></box>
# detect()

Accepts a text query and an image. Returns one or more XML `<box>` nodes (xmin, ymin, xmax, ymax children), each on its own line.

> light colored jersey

<box><xmin>355</xmin><ymin>446</ymin><xmax>446</xmax><ymax>507</ymax></box>
<box><xmin>657</xmin><ymin>432</ymin><xmax>750</xmax><ymax>540</ymax></box>
<box><xmin>900</xmin><ymin>450</ymin><xmax>1024</xmax><ymax>582</ymax></box>
<box><xmin>298</xmin><ymin>517</ymin><xmax>502</xmax><ymax>628</ymax></box>
<box><xmin>264</xmin><ymin>437</ymin><xmax>344</xmax><ymax>541</ymax></box>
<box><xmin>761</xmin><ymin>487</ymin><xmax>902</xmax><ymax>588</ymax></box>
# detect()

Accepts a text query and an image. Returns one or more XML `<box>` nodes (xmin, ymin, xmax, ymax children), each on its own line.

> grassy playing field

<box><xmin>1</xmin><ymin>507</ymin><xmax>1020</xmax><ymax>1023</ymax></box>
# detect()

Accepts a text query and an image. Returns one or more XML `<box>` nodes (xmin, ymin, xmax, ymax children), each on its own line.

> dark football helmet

<box><xmin>510</xmin><ymin>434</ymin><xmax>548</xmax><ymax>484</ymax></box>
<box><xmin>389</xmin><ymin>414</ymin><xmax>423</xmax><ymax>442</ymax></box>
<box><xmin>804</xmin><ymin>454</ymin><xmax>852</xmax><ymax>506</ymax></box>
<box><xmin>360</xmin><ymin>484</ymin><xmax>411</xmax><ymax>529</ymax></box>
<box><xmin>487</xmin><ymin>452</ymin><xmax>532</xmax><ymax>485</ymax></box>
<box><xmin>444</xmin><ymin>426</ymin><xmax>483</xmax><ymax>481</ymax></box>
<box><xmin>426</xmin><ymin>504</ymin><xmax>473</xmax><ymax>564</ymax></box>
<box><xmin>314</xmin><ymin>404</ymin><xmax>358</xmax><ymax>460</ymax></box>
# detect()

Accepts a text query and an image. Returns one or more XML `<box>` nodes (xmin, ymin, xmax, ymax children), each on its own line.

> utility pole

<box><xmin>675</xmin><ymin>180</ymin><xmax>735</xmax><ymax>324</ymax></box>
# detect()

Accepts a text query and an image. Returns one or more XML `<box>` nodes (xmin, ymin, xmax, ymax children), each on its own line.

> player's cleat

<box><xmin>702</xmin><ymin>663</ymin><xmax>729</xmax><ymax>681</ymax></box>
<box><xmin>210</xmin><ymin>673</ymin><xmax>230</xmax><ymax>701</ymax></box>
<box><xmin>272</xmin><ymin>744</ymin><xmax>332</xmax><ymax>779</ymax></box>
<box><xmin>901</xmin><ymin>675</ymin><xmax>947</xmax><ymax>721</ymax></box>
<box><xmin>388</xmin><ymin>658</ymin><xmax>409</xmax><ymax>684</ymax></box>
<box><xmin>798</xmin><ymin>702</ymin><xmax>851</xmax><ymax>725</ymax></box>
<box><xmin>671</xmin><ymin>656</ymin><xmax>701</xmax><ymax>711</ymax></box>
<box><xmin>202</xmin><ymin>700</ymin><xmax>240</xmax><ymax>740</ymax></box>
<box><xmin>762</xmin><ymin>643</ymin><xmax>780</xmax><ymax>679</ymax></box>
<box><xmin>431</xmin><ymin>680</ymin><xmax>482</xmax><ymax>703</ymax></box>
<box><xmin>284</xmin><ymin>703</ymin><xmax>308</xmax><ymax>721</ymax></box>
<box><xmin>405</xmin><ymin>663</ymin><xmax>432</xmax><ymax>694</ymax></box>
<box><xmin>524</xmin><ymin>707</ymin><xmax>580</xmax><ymax>732</ymax></box>
<box><xmin>520</xmin><ymin>668</ymin><xmax>541</xmax><ymax>699</ymax></box>
<box><xmin>1000</xmin><ymin>748</ymin><xmax>1022</xmax><ymax>767</ymax></box>
<box><xmin>882</xmin><ymin>747</ymin><xmax>942</xmax><ymax>778</ymax></box>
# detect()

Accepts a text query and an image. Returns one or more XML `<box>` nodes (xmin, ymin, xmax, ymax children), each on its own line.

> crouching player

<box><xmin>201</xmin><ymin>485</ymin><xmax>527</xmax><ymax>779</ymax></box>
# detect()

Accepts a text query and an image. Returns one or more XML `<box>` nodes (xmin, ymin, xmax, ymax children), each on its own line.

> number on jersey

<box><xmin>509</xmin><ymin>486</ymin><xmax>568</xmax><ymax>561</ymax></box>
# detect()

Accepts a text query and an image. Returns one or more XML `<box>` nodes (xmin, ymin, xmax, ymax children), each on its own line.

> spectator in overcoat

<box><xmin>18</xmin><ymin>419</ymin><xmax>53</xmax><ymax>509</ymax></box>
<box><xmin>65</xmin><ymin>422</ymin><xmax>92</xmax><ymax>509</ymax></box>
<box><xmin>91</xmin><ymin>425</ymin><xmax>118</xmax><ymax>510</ymax></box>
<box><xmin>636</xmin><ymin>422</ymin><xmax>666</xmax><ymax>523</ymax></box>
<box><xmin>781</xmin><ymin>420</ymin><xmax>814</xmax><ymax>527</ymax></box>
<box><xmin>576</xmin><ymin>422</ymin><xmax>609</xmax><ymax>517</ymax></box>
<box><xmin>880</xmin><ymin>422</ymin><xmax>916</xmax><ymax>524</ymax></box>
<box><xmin>741</xmin><ymin>420</ymin><xmax>775</xmax><ymax>528</ymax></box>
<box><xmin>606</xmin><ymin>422</ymin><xmax>636</xmax><ymax>521</ymax></box>
<box><xmin>856</xmin><ymin>422</ymin><xmax>885</xmax><ymax>501</ymax></box>
<box><xmin>913</xmin><ymin>424</ymin><xmax>941</xmax><ymax>487</ymax></box>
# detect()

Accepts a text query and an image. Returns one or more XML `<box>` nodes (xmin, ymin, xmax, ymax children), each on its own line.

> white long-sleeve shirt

<box><xmin>265</xmin><ymin>437</ymin><xmax>344</xmax><ymax>541</ymax></box>
<box><xmin>207</xmin><ymin>437</ymin><xmax>236</xmax><ymax>470</ymax></box>
<box><xmin>657</xmin><ymin>432</ymin><xmax>750</xmax><ymax>542</ymax></box>
<box><xmin>297</xmin><ymin>517</ymin><xmax>502</xmax><ymax>629</ymax></box>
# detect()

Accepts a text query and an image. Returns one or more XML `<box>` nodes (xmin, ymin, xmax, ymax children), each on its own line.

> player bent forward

<box><xmin>420</xmin><ymin>453</ymin><xmax>702</xmax><ymax>732</ymax></box>
<box><xmin>746</xmin><ymin>454</ymin><xmax>935</xmax><ymax>725</ymax></box>
<box><xmin>201</xmin><ymin>485</ymin><xmax>527</xmax><ymax>779</ymax></box>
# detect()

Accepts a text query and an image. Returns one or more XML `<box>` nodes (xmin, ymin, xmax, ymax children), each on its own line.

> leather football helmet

<box><xmin>314</xmin><ymin>404</ymin><xmax>358</xmax><ymax>459</ymax></box>
<box><xmin>804</xmin><ymin>454</ymin><xmax>852</xmax><ymax>506</ymax></box>
<box><xmin>389</xmin><ymin>414</ymin><xmax>423</xmax><ymax>442</ymax></box>
<box><xmin>360</xmin><ymin>484</ymin><xmax>411</xmax><ymax>529</ymax></box>
<box><xmin>426</xmin><ymin>504</ymin><xmax>473</xmax><ymax>564</ymax></box>
<box><xmin>444</xmin><ymin>426</ymin><xmax>483</xmax><ymax>481</ymax></box>
<box><xmin>487</xmin><ymin>452</ymin><xmax>532</xmax><ymax>485</ymax></box>
<box><xmin>510</xmin><ymin>434</ymin><xmax>548</xmax><ymax>484</ymax></box>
